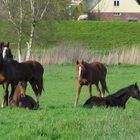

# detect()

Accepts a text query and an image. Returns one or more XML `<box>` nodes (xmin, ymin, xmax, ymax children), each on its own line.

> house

<box><xmin>91</xmin><ymin>0</ymin><xmax>140</xmax><ymax>21</ymax></box>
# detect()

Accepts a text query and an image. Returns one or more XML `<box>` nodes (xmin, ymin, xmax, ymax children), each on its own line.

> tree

<box><xmin>1</xmin><ymin>0</ymin><xmax>69</xmax><ymax>62</ymax></box>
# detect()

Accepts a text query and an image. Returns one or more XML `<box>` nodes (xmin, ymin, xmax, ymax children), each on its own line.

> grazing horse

<box><xmin>84</xmin><ymin>83</ymin><xmax>140</xmax><ymax>109</ymax></box>
<box><xmin>75</xmin><ymin>60</ymin><xmax>109</xmax><ymax>107</ymax></box>
<box><xmin>0</xmin><ymin>42</ymin><xmax>44</xmax><ymax>108</ymax></box>
<box><xmin>10</xmin><ymin>81</ymin><xmax>37</xmax><ymax>109</ymax></box>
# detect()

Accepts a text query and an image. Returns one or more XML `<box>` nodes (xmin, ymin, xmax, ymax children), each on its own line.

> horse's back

<box><xmin>84</xmin><ymin>96</ymin><xmax>106</xmax><ymax>108</ymax></box>
<box><xmin>23</xmin><ymin>60</ymin><xmax>44</xmax><ymax>76</ymax></box>
<box><xmin>89</xmin><ymin>62</ymin><xmax>107</xmax><ymax>81</ymax></box>
<box><xmin>3</xmin><ymin>60</ymin><xmax>32</xmax><ymax>81</ymax></box>
<box><xmin>90</xmin><ymin>62</ymin><xmax>107</xmax><ymax>73</ymax></box>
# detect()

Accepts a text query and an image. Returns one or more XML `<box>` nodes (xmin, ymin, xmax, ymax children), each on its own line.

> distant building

<box><xmin>91</xmin><ymin>0</ymin><xmax>140</xmax><ymax>21</ymax></box>
<box><xmin>71</xmin><ymin>0</ymin><xmax>83</xmax><ymax>6</ymax></box>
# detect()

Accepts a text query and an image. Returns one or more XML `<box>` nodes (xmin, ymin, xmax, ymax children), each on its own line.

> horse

<box><xmin>1</xmin><ymin>42</ymin><xmax>13</xmax><ymax>61</ymax></box>
<box><xmin>83</xmin><ymin>83</ymin><xmax>140</xmax><ymax>109</ymax></box>
<box><xmin>75</xmin><ymin>60</ymin><xmax>109</xmax><ymax>107</ymax></box>
<box><xmin>10</xmin><ymin>81</ymin><xmax>38</xmax><ymax>109</ymax></box>
<box><xmin>0</xmin><ymin>42</ymin><xmax>44</xmax><ymax>108</ymax></box>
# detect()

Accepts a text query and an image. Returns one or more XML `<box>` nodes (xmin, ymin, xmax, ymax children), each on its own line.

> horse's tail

<box><xmin>37</xmin><ymin>76</ymin><xmax>44</xmax><ymax>96</ymax></box>
<box><xmin>41</xmin><ymin>77</ymin><xmax>45</xmax><ymax>93</ymax></box>
<box><xmin>38</xmin><ymin>65</ymin><xmax>44</xmax><ymax>95</ymax></box>
<box><xmin>105</xmin><ymin>85</ymin><xmax>110</xmax><ymax>94</ymax></box>
<box><xmin>100</xmin><ymin>79</ymin><xmax>110</xmax><ymax>95</ymax></box>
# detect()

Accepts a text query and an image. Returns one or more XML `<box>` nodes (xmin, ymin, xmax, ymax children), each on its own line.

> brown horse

<box><xmin>0</xmin><ymin>42</ymin><xmax>44</xmax><ymax>108</ymax></box>
<box><xmin>84</xmin><ymin>83</ymin><xmax>140</xmax><ymax>109</ymax></box>
<box><xmin>75</xmin><ymin>60</ymin><xmax>109</xmax><ymax>107</ymax></box>
<box><xmin>10</xmin><ymin>81</ymin><xmax>37</xmax><ymax>109</ymax></box>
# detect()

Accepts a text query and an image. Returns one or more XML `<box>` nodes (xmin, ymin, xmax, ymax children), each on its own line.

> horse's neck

<box><xmin>0</xmin><ymin>55</ymin><xmax>4</xmax><ymax>65</ymax></box>
<box><xmin>84</xmin><ymin>63</ymin><xmax>91</xmax><ymax>76</ymax></box>
<box><xmin>119</xmin><ymin>91</ymin><xmax>131</xmax><ymax>105</ymax></box>
<box><xmin>3</xmin><ymin>55</ymin><xmax>13</xmax><ymax>61</ymax></box>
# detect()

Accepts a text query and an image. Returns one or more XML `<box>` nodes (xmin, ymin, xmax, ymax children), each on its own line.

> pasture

<box><xmin>0</xmin><ymin>64</ymin><xmax>140</xmax><ymax>140</ymax></box>
<box><xmin>0</xmin><ymin>20</ymin><xmax>140</xmax><ymax>50</ymax></box>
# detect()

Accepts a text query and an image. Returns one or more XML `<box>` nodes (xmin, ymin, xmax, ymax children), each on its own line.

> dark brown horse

<box><xmin>0</xmin><ymin>42</ymin><xmax>44</xmax><ymax>108</ymax></box>
<box><xmin>10</xmin><ymin>81</ymin><xmax>37</xmax><ymax>109</ymax></box>
<box><xmin>84</xmin><ymin>83</ymin><xmax>140</xmax><ymax>109</ymax></box>
<box><xmin>1</xmin><ymin>42</ymin><xmax>13</xmax><ymax>61</ymax></box>
<box><xmin>75</xmin><ymin>60</ymin><xmax>109</xmax><ymax>107</ymax></box>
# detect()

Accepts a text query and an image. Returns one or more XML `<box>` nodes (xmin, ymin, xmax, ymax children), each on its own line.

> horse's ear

<box><xmin>135</xmin><ymin>82</ymin><xmax>137</xmax><ymax>87</ymax></box>
<box><xmin>7</xmin><ymin>42</ymin><xmax>9</xmax><ymax>47</ymax></box>
<box><xmin>81</xmin><ymin>60</ymin><xmax>84</xmax><ymax>64</ymax></box>
<box><xmin>76</xmin><ymin>60</ymin><xmax>79</xmax><ymax>65</ymax></box>
<box><xmin>0</xmin><ymin>42</ymin><xmax>4</xmax><ymax>46</ymax></box>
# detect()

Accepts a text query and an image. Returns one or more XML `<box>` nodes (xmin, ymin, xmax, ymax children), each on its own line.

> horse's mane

<box><xmin>83</xmin><ymin>61</ymin><xmax>91</xmax><ymax>69</ymax></box>
<box><xmin>111</xmin><ymin>86</ymin><xmax>130</xmax><ymax>98</ymax></box>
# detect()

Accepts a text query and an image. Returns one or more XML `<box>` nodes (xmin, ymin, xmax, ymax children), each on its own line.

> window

<box><xmin>113</xmin><ymin>13</ymin><xmax>121</xmax><ymax>16</ymax></box>
<box><xmin>114</xmin><ymin>0</ymin><xmax>119</xmax><ymax>6</ymax></box>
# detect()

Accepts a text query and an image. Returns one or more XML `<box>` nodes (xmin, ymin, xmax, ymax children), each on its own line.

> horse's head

<box><xmin>1</xmin><ymin>42</ymin><xmax>13</xmax><ymax>60</ymax></box>
<box><xmin>129</xmin><ymin>83</ymin><xmax>140</xmax><ymax>100</ymax></box>
<box><xmin>17</xmin><ymin>81</ymin><xmax>27</xmax><ymax>98</ymax></box>
<box><xmin>76</xmin><ymin>60</ymin><xmax>87</xmax><ymax>83</ymax></box>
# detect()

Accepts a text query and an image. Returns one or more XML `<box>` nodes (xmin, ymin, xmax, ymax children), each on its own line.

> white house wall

<box><xmin>93</xmin><ymin>0</ymin><xmax>140</xmax><ymax>13</ymax></box>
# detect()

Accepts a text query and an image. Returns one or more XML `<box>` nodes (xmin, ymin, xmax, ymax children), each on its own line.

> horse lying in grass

<box><xmin>10</xmin><ymin>81</ymin><xmax>38</xmax><ymax>109</ymax></box>
<box><xmin>84</xmin><ymin>83</ymin><xmax>140</xmax><ymax>109</ymax></box>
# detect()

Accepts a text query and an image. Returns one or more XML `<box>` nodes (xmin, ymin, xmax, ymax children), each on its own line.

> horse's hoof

<box><xmin>74</xmin><ymin>103</ymin><xmax>77</xmax><ymax>108</ymax></box>
<box><xmin>1</xmin><ymin>104</ymin><xmax>4</xmax><ymax>108</ymax></box>
<box><xmin>36</xmin><ymin>102</ymin><xmax>40</xmax><ymax>109</ymax></box>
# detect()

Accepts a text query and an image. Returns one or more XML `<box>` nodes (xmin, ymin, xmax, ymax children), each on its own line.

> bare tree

<box><xmin>2</xmin><ymin>0</ymin><xmax>24</xmax><ymax>62</ymax></box>
<box><xmin>2</xmin><ymin>0</ymin><xmax>51</xmax><ymax>61</ymax></box>
<box><xmin>1</xmin><ymin>0</ymin><xmax>69</xmax><ymax>61</ymax></box>
<box><xmin>26</xmin><ymin>0</ymin><xmax>50</xmax><ymax>61</ymax></box>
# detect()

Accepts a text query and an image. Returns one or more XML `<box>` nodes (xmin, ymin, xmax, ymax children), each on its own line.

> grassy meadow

<box><xmin>0</xmin><ymin>20</ymin><xmax>140</xmax><ymax>139</ymax></box>
<box><xmin>0</xmin><ymin>64</ymin><xmax>140</xmax><ymax>140</ymax></box>
<box><xmin>0</xmin><ymin>20</ymin><xmax>140</xmax><ymax>50</ymax></box>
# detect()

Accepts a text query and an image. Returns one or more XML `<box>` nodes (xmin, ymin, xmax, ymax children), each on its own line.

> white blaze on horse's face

<box><xmin>2</xmin><ymin>47</ymin><xmax>8</xmax><ymax>59</ymax></box>
<box><xmin>78</xmin><ymin>66</ymin><xmax>82</xmax><ymax>78</ymax></box>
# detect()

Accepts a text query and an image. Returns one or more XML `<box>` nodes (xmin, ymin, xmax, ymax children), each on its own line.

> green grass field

<box><xmin>0</xmin><ymin>64</ymin><xmax>140</xmax><ymax>140</ymax></box>
<box><xmin>0</xmin><ymin>20</ymin><xmax>140</xmax><ymax>50</ymax></box>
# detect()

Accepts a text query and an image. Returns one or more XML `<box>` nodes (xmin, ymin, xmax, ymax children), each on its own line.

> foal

<box><xmin>84</xmin><ymin>83</ymin><xmax>140</xmax><ymax>109</ymax></box>
<box><xmin>75</xmin><ymin>60</ymin><xmax>109</xmax><ymax>107</ymax></box>
<box><xmin>10</xmin><ymin>81</ymin><xmax>38</xmax><ymax>109</ymax></box>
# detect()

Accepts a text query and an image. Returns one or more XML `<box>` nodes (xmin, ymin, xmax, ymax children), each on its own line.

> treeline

<box><xmin>0</xmin><ymin>0</ymin><xmax>70</xmax><ymax>20</ymax></box>
<box><xmin>0</xmin><ymin>0</ymin><xmax>71</xmax><ymax>61</ymax></box>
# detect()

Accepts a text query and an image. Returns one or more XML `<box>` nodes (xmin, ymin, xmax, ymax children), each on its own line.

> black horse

<box><xmin>84</xmin><ymin>83</ymin><xmax>140</xmax><ymax>109</ymax></box>
<box><xmin>0</xmin><ymin>42</ymin><xmax>44</xmax><ymax>108</ymax></box>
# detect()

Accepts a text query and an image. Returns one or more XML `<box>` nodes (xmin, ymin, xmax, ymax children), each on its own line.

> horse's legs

<box><xmin>2</xmin><ymin>82</ymin><xmax>9</xmax><ymax>108</ymax></box>
<box><xmin>94</xmin><ymin>83</ymin><xmax>102</xmax><ymax>97</ymax></box>
<box><xmin>9</xmin><ymin>82</ymin><xmax>17</xmax><ymax>100</ymax></box>
<box><xmin>29</xmin><ymin>80</ymin><xmax>40</xmax><ymax>106</ymax></box>
<box><xmin>36</xmin><ymin>77</ymin><xmax>43</xmax><ymax>94</ymax></box>
<box><xmin>74</xmin><ymin>84</ymin><xmax>82</xmax><ymax>107</ymax></box>
<box><xmin>87</xmin><ymin>84</ymin><xmax>92</xmax><ymax>97</ymax></box>
<box><xmin>34</xmin><ymin>78</ymin><xmax>43</xmax><ymax>105</ymax></box>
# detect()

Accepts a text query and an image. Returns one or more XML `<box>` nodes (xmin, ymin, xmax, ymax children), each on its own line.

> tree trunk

<box><xmin>26</xmin><ymin>23</ymin><xmax>35</xmax><ymax>61</ymax></box>
<box><xmin>18</xmin><ymin>31</ymin><xmax>23</xmax><ymax>62</ymax></box>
